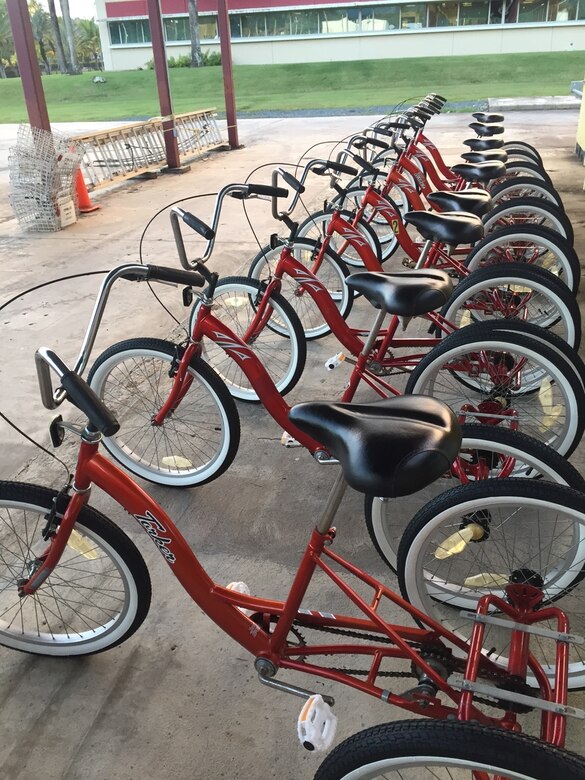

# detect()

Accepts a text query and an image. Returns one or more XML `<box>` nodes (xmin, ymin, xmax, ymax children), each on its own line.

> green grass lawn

<box><xmin>1</xmin><ymin>51</ymin><xmax>583</xmax><ymax>122</ymax></box>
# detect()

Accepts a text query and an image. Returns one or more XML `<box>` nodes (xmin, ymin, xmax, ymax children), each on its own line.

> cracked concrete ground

<box><xmin>0</xmin><ymin>111</ymin><xmax>584</xmax><ymax>779</ymax></box>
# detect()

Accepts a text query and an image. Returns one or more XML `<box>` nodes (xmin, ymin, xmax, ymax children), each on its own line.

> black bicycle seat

<box><xmin>427</xmin><ymin>190</ymin><xmax>493</xmax><ymax>217</ymax></box>
<box><xmin>289</xmin><ymin>397</ymin><xmax>461</xmax><ymax>497</ymax></box>
<box><xmin>344</xmin><ymin>270</ymin><xmax>453</xmax><ymax>316</ymax></box>
<box><xmin>462</xmin><ymin>150</ymin><xmax>508</xmax><ymax>165</ymax></box>
<box><xmin>404</xmin><ymin>210</ymin><xmax>484</xmax><ymax>245</ymax></box>
<box><xmin>463</xmin><ymin>137</ymin><xmax>505</xmax><ymax>151</ymax></box>
<box><xmin>469</xmin><ymin>122</ymin><xmax>505</xmax><ymax>137</ymax></box>
<box><xmin>451</xmin><ymin>161</ymin><xmax>506</xmax><ymax>183</ymax></box>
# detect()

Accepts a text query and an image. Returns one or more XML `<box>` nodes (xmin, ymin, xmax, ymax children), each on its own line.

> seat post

<box><xmin>360</xmin><ymin>309</ymin><xmax>387</xmax><ymax>357</ymax></box>
<box><xmin>414</xmin><ymin>238</ymin><xmax>433</xmax><ymax>269</ymax></box>
<box><xmin>316</xmin><ymin>470</ymin><xmax>348</xmax><ymax>534</ymax></box>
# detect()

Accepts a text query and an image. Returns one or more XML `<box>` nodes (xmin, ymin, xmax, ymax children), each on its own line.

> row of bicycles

<box><xmin>3</xmin><ymin>93</ymin><xmax>585</xmax><ymax>778</ymax></box>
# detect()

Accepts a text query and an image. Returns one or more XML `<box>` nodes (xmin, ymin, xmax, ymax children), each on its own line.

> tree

<box><xmin>47</xmin><ymin>0</ymin><xmax>68</xmax><ymax>73</ymax></box>
<box><xmin>75</xmin><ymin>18</ymin><xmax>101</xmax><ymax>69</ymax></box>
<box><xmin>187</xmin><ymin>0</ymin><xmax>202</xmax><ymax>67</ymax></box>
<box><xmin>29</xmin><ymin>1</ymin><xmax>53</xmax><ymax>74</ymax></box>
<box><xmin>0</xmin><ymin>0</ymin><xmax>15</xmax><ymax>78</ymax></box>
<box><xmin>59</xmin><ymin>0</ymin><xmax>80</xmax><ymax>73</ymax></box>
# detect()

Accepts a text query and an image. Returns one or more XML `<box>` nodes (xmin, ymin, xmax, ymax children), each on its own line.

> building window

<box><xmin>459</xmin><ymin>0</ymin><xmax>490</xmax><ymax>23</ymax></box>
<box><xmin>428</xmin><ymin>1</ymin><xmax>459</xmax><ymax>25</ymax></box>
<box><xmin>109</xmin><ymin>19</ymin><xmax>151</xmax><ymax>45</ymax></box>
<box><xmin>199</xmin><ymin>15</ymin><xmax>218</xmax><ymax>39</ymax></box>
<box><xmin>401</xmin><ymin>3</ymin><xmax>428</xmax><ymax>27</ymax></box>
<box><xmin>547</xmin><ymin>0</ymin><xmax>578</xmax><ymax>18</ymax></box>
<box><xmin>517</xmin><ymin>0</ymin><xmax>548</xmax><ymax>20</ymax></box>
<box><xmin>164</xmin><ymin>17</ymin><xmax>189</xmax><ymax>41</ymax></box>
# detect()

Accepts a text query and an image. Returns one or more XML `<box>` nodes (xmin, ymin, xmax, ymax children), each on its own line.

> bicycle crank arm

<box><xmin>256</xmin><ymin>659</ymin><xmax>335</xmax><ymax>706</ymax></box>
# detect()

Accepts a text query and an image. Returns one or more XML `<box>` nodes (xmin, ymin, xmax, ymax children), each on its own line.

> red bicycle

<box><xmin>3</xmin><ymin>346</ymin><xmax>585</xmax><ymax>779</ymax></box>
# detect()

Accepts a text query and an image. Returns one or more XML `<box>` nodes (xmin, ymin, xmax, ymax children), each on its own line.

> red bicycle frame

<box><xmin>21</xmin><ymin>434</ymin><xmax>572</xmax><ymax>745</ymax></box>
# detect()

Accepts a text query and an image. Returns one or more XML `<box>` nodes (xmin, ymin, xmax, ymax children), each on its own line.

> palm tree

<box><xmin>75</xmin><ymin>18</ymin><xmax>102</xmax><ymax>69</ymax></box>
<box><xmin>29</xmin><ymin>1</ymin><xmax>53</xmax><ymax>74</ymax></box>
<box><xmin>59</xmin><ymin>0</ymin><xmax>80</xmax><ymax>73</ymax></box>
<box><xmin>188</xmin><ymin>0</ymin><xmax>203</xmax><ymax>67</ymax></box>
<box><xmin>0</xmin><ymin>0</ymin><xmax>15</xmax><ymax>78</ymax></box>
<box><xmin>47</xmin><ymin>0</ymin><xmax>68</xmax><ymax>73</ymax></box>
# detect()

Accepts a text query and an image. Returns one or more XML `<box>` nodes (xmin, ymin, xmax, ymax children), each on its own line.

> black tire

<box><xmin>188</xmin><ymin>276</ymin><xmax>307</xmax><ymax>400</ymax></box>
<box><xmin>502</xmin><ymin>140</ymin><xmax>543</xmax><ymax>165</ymax></box>
<box><xmin>489</xmin><ymin>176</ymin><xmax>565</xmax><ymax>211</ymax></box>
<box><xmin>314</xmin><ymin>719</ymin><xmax>585</xmax><ymax>780</ymax></box>
<box><xmin>88</xmin><ymin>338</ymin><xmax>241</xmax><ymax>487</ymax></box>
<box><xmin>465</xmin><ymin>224</ymin><xmax>580</xmax><ymax>293</ymax></box>
<box><xmin>483</xmin><ymin>196</ymin><xmax>574</xmax><ymax>245</ymax></box>
<box><xmin>404</xmin><ymin>321</ymin><xmax>585</xmax><ymax>457</ymax></box>
<box><xmin>397</xmin><ymin>479</ymin><xmax>585</xmax><ymax>689</ymax></box>
<box><xmin>248</xmin><ymin>239</ymin><xmax>353</xmax><ymax>340</ymax></box>
<box><xmin>296</xmin><ymin>208</ymin><xmax>383</xmax><ymax>268</ymax></box>
<box><xmin>499</xmin><ymin>159</ymin><xmax>553</xmax><ymax>185</ymax></box>
<box><xmin>439</xmin><ymin>262</ymin><xmax>582</xmax><ymax>349</ymax></box>
<box><xmin>365</xmin><ymin>422</ymin><xmax>585</xmax><ymax>571</ymax></box>
<box><xmin>0</xmin><ymin>481</ymin><xmax>151</xmax><ymax>656</ymax></box>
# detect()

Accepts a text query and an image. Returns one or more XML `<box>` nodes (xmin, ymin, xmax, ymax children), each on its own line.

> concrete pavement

<box><xmin>0</xmin><ymin>110</ymin><xmax>585</xmax><ymax>779</ymax></box>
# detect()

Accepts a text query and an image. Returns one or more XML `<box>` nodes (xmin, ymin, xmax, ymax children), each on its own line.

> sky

<box><xmin>40</xmin><ymin>0</ymin><xmax>98</xmax><ymax>20</ymax></box>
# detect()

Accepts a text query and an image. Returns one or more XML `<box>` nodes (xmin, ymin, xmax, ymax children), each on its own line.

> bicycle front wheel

<box><xmin>88</xmin><ymin>338</ymin><xmax>240</xmax><ymax>487</ymax></box>
<box><xmin>314</xmin><ymin>719</ymin><xmax>585</xmax><ymax>780</ymax></box>
<box><xmin>398</xmin><ymin>480</ymin><xmax>585</xmax><ymax>689</ymax></box>
<box><xmin>189</xmin><ymin>276</ymin><xmax>307</xmax><ymax>400</ymax></box>
<box><xmin>296</xmin><ymin>208</ymin><xmax>382</xmax><ymax>268</ymax></box>
<box><xmin>365</xmin><ymin>423</ymin><xmax>585</xmax><ymax>572</ymax></box>
<box><xmin>405</xmin><ymin>321</ymin><xmax>585</xmax><ymax>457</ymax></box>
<box><xmin>248</xmin><ymin>239</ymin><xmax>352</xmax><ymax>340</ymax></box>
<box><xmin>0</xmin><ymin>481</ymin><xmax>151</xmax><ymax>656</ymax></box>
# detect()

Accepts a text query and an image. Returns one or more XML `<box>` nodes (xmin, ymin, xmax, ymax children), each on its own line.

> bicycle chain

<box><xmin>291</xmin><ymin>620</ymin><xmax>527</xmax><ymax>707</ymax></box>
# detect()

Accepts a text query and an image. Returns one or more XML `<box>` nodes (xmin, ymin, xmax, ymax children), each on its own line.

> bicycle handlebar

<box><xmin>271</xmin><ymin>159</ymin><xmax>358</xmax><ymax>219</ymax></box>
<box><xmin>35</xmin><ymin>347</ymin><xmax>120</xmax><ymax>435</ymax></box>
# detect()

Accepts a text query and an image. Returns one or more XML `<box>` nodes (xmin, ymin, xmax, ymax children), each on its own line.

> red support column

<box><xmin>217</xmin><ymin>0</ymin><xmax>240</xmax><ymax>150</ymax></box>
<box><xmin>146</xmin><ymin>0</ymin><xmax>181</xmax><ymax>170</ymax></box>
<box><xmin>6</xmin><ymin>0</ymin><xmax>51</xmax><ymax>131</ymax></box>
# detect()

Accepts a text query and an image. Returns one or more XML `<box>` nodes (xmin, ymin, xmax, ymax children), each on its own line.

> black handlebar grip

<box><xmin>351</xmin><ymin>154</ymin><xmax>380</xmax><ymax>176</ymax></box>
<box><xmin>246</xmin><ymin>183</ymin><xmax>289</xmax><ymax>198</ymax></box>
<box><xmin>60</xmin><ymin>371</ymin><xmax>120</xmax><ymax>436</ymax></box>
<box><xmin>181</xmin><ymin>211</ymin><xmax>215</xmax><ymax>240</ymax></box>
<box><xmin>147</xmin><ymin>265</ymin><xmax>205</xmax><ymax>287</ymax></box>
<box><xmin>279</xmin><ymin>170</ymin><xmax>305</xmax><ymax>193</ymax></box>
<box><xmin>324</xmin><ymin>161</ymin><xmax>359</xmax><ymax>176</ymax></box>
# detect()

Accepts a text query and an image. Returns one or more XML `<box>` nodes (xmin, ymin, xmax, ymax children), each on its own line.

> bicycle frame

<box><xmin>20</xmin><ymin>433</ymin><xmax>573</xmax><ymax>745</ymax></box>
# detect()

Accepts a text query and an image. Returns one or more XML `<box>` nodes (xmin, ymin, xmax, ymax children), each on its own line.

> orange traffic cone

<box><xmin>76</xmin><ymin>169</ymin><xmax>100</xmax><ymax>213</ymax></box>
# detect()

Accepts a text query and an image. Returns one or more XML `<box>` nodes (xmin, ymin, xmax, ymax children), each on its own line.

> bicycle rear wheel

<box><xmin>0</xmin><ymin>481</ymin><xmax>151</xmax><ymax>656</ymax></box>
<box><xmin>88</xmin><ymin>338</ymin><xmax>240</xmax><ymax>487</ymax></box>
<box><xmin>489</xmin><ymin>176</ymin><xmax>565</xmax><ymax>211</ymax></box>
<box><xmin>464</xmin><ymin>224</ymin><xmax>580</xmax><ymax>293</ymax></box>
<box><xmin>404</xmin><ymin>321</ymin><xmax>585</xmax><ymax>457</ymax></box>
<box><xmin>365</xmin><ymin>423</ymin><xmax>585</xmax><ymax>572</ymax></box>
<box><xmin>439</xmin><ymin>262</ymin><xmax>581</xmax><ymax>349</ymax></box>
<box><xmin>314</xmin><ymin>720</ymin><xmax>585</xmax><ymax>780</ymax></box>
<box><xmin>398</xmin><ymin>480</ymin><xmax>585</xmax><ymax>689</ymax></box>
<box><xmin>483</xmin><ymin>197</ymin><xmax>573</xmax><ymax>244</ymax></box>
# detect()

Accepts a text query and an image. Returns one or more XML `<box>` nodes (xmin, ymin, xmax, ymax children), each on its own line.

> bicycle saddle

<box><xmin>427</xmin><ymin>190</ymin><xmax>493</xmax><ymax>217</ymax></box>
<box><xmin>463</xmin><ymin>137</ymin><xmax>505</xmax><ymax>151</ymax></box>
<box><xmin>288</xmin><ymin>397</ymin><xmax>461</xmax><ymax>497</ymax></box>
<box><xmin>451</xmin><ymin>161</ymin><xmax>506</xmax><ymax>183</ymax></box>
<box><xmin>344</xmin><ymin>270</ymin><xmax>452</xmax><ymax>316</ymax></box>
<box><xmin>404</xmin><ymin>210</ymin><xmax>484</xmax><ymax>245</ymax></box>
<box><xmin>469</xmin><ymin>122</ymin><xmax>505</xmax><ymax>137</ymax></box>
<box><xmin>462</xmin><ymin>150</ymin><xmax>508</xmax><ymax>165</ymax></box>
<box><xmin>472</xmin><ymin>112</ymin><xmax>505</xmax><ymax>123</ymax></box>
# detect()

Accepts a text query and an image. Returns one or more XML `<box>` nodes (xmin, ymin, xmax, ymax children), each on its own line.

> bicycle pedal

<box><xmin>325</xmin><ymin>352</ymin><xmax>345</xmax><ymax>371</ymax></box>
<box><xmin>281</xmin><ymin>432</ymin><xmax>302</xmax><ymax>448</ymax></box>
<box><xmin>226</xmin><ymin>581</ymin><xmax>252</xmax><ymax>615</ymax></box>
<box><xmin>297</xmin><ymin>694</ymin><xmax>337</xmax><ymax>752</ymax></box>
